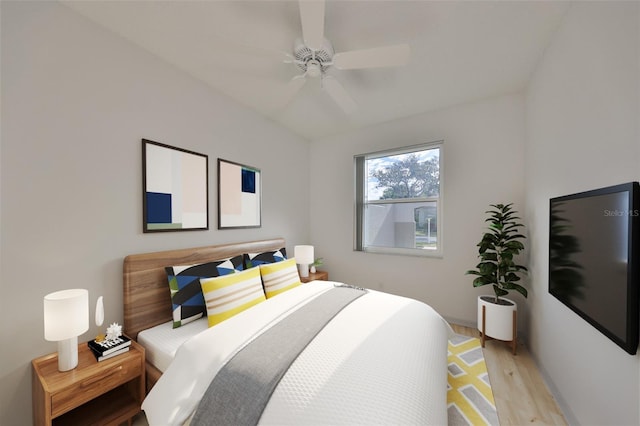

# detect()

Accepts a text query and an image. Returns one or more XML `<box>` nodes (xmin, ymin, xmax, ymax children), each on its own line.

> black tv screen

<box><xmin>549</xmin><ymin>182</ymin><xmax>639</xmax><ymax>355</ymax></box>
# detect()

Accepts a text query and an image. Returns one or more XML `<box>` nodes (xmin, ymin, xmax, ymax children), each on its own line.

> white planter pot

<box><xmin>477</xmin><ymin>295</ymin><xmax>517</xmax><ymax>342</ymax></box>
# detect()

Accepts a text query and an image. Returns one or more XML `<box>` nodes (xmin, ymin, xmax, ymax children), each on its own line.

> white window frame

<box><xmin>354</xmin><ymin>141</ymin><xmax>443</xmax><ymax>257</ymax></box>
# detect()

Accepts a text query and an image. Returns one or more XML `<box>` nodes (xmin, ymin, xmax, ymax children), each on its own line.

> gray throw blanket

<box><xmin>190</xmin><ymin>285</ymin><xmax>367</xmax><ymax>426</ymax></box>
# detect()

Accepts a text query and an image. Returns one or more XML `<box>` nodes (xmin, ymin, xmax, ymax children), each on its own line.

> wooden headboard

<box><xmin>123</xmin><ymin>238</ymin><xmax>286</xmax><ymax>340</ymax></box>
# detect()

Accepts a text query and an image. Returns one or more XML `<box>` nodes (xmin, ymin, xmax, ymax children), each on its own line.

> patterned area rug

<box><xmin>448</xmin><ymin>334</ymin><xmax>499</xmax><ymax>426</ymax></box>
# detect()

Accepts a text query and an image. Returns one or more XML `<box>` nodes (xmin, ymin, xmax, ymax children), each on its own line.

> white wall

<box><xmin>309</xmin><ymin>93</ymin><xmax>526</xmax><ymax>326</ymax></box>
<box><xmin>0</xmin><ymin>2</ymin><xmax>310</xmax><ymax>425</ymax></box>
<box><xmin>525</xmin><ymin>2</ymin><xmax>640</xmax><ymax>424</ymax></box>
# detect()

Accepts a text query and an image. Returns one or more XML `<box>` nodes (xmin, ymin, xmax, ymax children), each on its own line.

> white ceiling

<box><xmin>62</xmin><ymin>0</ymin><xmax>570</xmax><ymax>141</ymax></box>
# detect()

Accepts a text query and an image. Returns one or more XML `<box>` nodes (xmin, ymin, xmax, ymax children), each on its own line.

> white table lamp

<box><xmin>44</xmin><ymin>289</ymin><xmax>89</xmax><ymax>371</ymax></box>
<box><xmin>294</xmin><ymin>245</ymin><xmax>315</xmax><ymax>278</ymax></box>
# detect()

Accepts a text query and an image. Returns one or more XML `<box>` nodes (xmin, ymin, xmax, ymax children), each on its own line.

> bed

<box><xmin>123</xmin><ymin>238</ymin><xmax>452</xmax><ymax>425</ymax></box>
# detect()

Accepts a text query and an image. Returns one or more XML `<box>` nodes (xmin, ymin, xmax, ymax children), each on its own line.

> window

<box><xmin>355</xmin><ymin>142</ymin><xmax>442</xmax><ymax>256</ymax></box>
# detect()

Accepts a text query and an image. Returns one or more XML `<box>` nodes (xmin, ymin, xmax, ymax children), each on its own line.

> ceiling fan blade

<box><xmin>333</xmin><ymin>44</ymin><xmax>411</xmax><ymax>70</ymax></box>
<box><xmin>322</xmin><ymin>75</ymin><xmax>357</xmax><ymax>114</ymax></box>
<box><xmin>275</xmin><ymin>75</ymin><xmax>307</xmax><ymax>110</ymax></box>
<box><xmin>299</xmin><ymin>0</ymin><xmax>325</xmax><ymax>51</ymax></box>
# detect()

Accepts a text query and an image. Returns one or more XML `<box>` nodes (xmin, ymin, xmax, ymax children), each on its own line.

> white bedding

<box><xmin>142</xmin><ymin>281</ymin><xmax>452</xmax><ymax>425</ymax></box>
<box><xmin>138</xmin><ymin>317</ymin><xmax>208</xmax><ymax>373</ymax></box>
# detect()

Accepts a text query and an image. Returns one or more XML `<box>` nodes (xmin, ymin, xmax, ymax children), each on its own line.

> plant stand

<box><xmin>478</xmin><ymin>296</ymin><xmax>518</xmax><ymax>355</ymax></box>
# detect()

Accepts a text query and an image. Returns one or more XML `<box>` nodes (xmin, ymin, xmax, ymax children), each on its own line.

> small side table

<box><xmin>32</xmin><ymin>338</ymin><xmax>145</xmax><ymax>426</ymax></box>
<box><xmin>300</xmin><ymin>270</ymin><xmax>329</xmax><ymax>283</ymax></box>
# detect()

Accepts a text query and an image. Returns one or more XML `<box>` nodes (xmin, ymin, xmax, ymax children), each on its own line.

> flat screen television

<box><xmin>549</xmin><ymin>182</ymin><xmax>640</xmax><ymax>355</ymax></box>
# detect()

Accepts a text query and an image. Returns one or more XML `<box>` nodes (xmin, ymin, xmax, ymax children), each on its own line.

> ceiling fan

<box><xmin>279</xmin><ymin>0</ymin><xmax>411</xmax><ymax>114</ymax></box>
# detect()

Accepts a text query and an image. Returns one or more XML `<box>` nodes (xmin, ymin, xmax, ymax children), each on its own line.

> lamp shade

<box><xmin>44</xmin><ymin>289</ymin><xmax>89</xmax><ymax>341</ymax></box>
<box><xmin>294</xmin><ymin>245</ymin><xmax>314</xmax><ymax>265</ymax></box>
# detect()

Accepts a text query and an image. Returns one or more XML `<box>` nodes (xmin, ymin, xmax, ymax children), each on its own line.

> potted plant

<box><xmin>466</xmin><ymin>203</ymin><xmax>528</xmax><ymax>354</ymax></box>
<box><xmin>310</xmin><ymin>257</ymin><xmax>324</xmax><ymax>274</ymax></box>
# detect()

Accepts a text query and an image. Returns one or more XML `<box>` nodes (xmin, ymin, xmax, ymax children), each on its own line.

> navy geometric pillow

<box><xmin>165</xmin><ymin>255</ymin><xmax>243</xmax><ymax>328</ymax></box>
<box><xmin>243</xmin><ymin>248</ymin><xmax>287</xmax><ymax>269</ymax></box>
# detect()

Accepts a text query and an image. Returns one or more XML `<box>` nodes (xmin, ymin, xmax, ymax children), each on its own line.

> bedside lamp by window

<box><xmin>44</xmin><ymin>289</ymin><xmax>89</xmax><ymax>372</ymax></box>
<box><xmin>294</xmin><ymin>245</ymin><xmax>314</xmax><ymax>278</ymax></box>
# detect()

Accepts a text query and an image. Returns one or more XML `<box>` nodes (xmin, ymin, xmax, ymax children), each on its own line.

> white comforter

<box><xmin>142</xmin><ymin>281</ymin><xmax>452</xmax><ymax>425</ymax></box>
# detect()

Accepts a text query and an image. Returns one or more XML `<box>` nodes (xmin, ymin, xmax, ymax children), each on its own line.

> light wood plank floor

<box><xmin>451</xmin><ymin>324</ymin><xmax>567</xmax><ymax>425</ymax></box>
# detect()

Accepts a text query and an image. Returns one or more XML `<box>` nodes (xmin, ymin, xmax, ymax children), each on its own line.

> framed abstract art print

<box><xmin>142</xmin><ymin>139</ymin><xmax>209</xmax><ymax>232</ymax></box>
<box><xmin>217</xmin><ymin>158</ymin><xmax>261</xmax><ymax>229</ymax></box>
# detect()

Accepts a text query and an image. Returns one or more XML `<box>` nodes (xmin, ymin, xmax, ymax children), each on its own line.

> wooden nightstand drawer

<box><xmin>51</xmin><ymin>354</ymin><xmax>140</xmax><ymax>418</ymax></box>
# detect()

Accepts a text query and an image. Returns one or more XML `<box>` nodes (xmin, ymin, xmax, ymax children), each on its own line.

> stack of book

<box><xmin>87</xmin><ymin>335</ymin><xmax>131</xmax><ymax>361</ymax></box>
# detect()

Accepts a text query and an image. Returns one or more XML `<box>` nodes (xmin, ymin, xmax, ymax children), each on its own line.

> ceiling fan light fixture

<box><xmin>293</xmin><ymin>37</ymin><xmax>334</xmax><ymax>74</ymax></box>
<box><xmin>306</xmin><ymin>60</ymin><xmax>322</xmax><ymax>78</ymax></box>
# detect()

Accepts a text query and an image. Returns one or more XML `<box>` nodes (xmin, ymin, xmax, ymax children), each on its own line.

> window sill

<box><xmin>359</xmin><ymin>246</ymin><xmax>443</xmax><ymax>258</ymax></box>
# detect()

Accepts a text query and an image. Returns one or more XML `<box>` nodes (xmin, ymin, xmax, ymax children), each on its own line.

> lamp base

<box><xmin>57</xmin><ymin>336</ymin><xmax>79</xmax><ymax>371</ymax></box>
<box><xmin>298</xmin><ymin>264</ymin><xmax>310</xmax><ymax>278</ymax></box>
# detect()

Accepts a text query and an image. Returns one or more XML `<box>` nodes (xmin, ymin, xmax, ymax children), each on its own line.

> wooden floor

<box><xmin>451</xmin><ymin>324</ymin><xmax>567</xmax><ymax>425</ymax></box>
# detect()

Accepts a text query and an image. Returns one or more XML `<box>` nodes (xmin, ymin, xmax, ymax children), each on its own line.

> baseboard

<box><xmin>446</xmin><ymin>316</ymin><xmax>530</xmax><ymax>344</ymax></box>
<box><xmin>444</xmin><ymin>316</ymin><xmax>476</xmax><ymax>330</ymax></box>
<box><xmin>527</xmin><ymin>347</ymin><xmax>580</xmax><ymax>426</ymax></box>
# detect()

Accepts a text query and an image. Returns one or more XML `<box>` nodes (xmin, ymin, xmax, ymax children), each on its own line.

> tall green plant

<box><xmin>466</xmin><ymin>203</ymin><xmax>528</xmax><ymax>302</ymax></box>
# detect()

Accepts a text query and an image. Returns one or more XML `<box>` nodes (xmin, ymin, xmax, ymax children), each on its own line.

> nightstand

<box><xmin>32</xmin><ymin>338</ymin><xmax>145</xmax><ymax>426</ymax></box>
<box><xmin>300</xmin><ymin>270</ymin><xmax>329</xmax><ymax>283</ymax></box>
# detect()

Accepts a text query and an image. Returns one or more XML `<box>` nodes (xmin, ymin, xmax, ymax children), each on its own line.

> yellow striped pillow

<box><xmin>200</xmin><ymin>267</ymin><xmax>266</xmax><ymax>328</ymax></box>
<box><xmin>259</xmin><ymin>258</ymin><xmax>301</xmax><ymax>298</ymax></box>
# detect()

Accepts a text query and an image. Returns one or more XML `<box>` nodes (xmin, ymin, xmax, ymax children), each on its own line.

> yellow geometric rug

<box><xmin>448</xmin><ymin>334</ymin><xmax>499</xmax><ymax>425</ymax></box>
